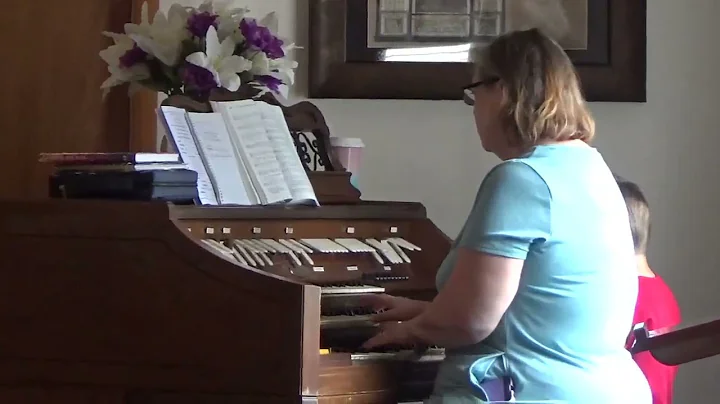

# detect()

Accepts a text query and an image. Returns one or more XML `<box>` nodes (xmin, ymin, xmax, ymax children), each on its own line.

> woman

<box><xmin>362</xmin><ymin>28</ymin><xmax>652</xmax><ymax>403</ymax></box>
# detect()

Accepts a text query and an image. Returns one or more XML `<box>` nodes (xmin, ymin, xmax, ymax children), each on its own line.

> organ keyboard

<box><xmin>0</xmin><ymin>199</ymin><xmax>452</xmax><ymax>403</ymax></box>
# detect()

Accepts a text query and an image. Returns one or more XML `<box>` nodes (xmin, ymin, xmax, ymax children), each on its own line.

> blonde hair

<box><xmin>471</xmin><ymin>28</ymin><xmax>595</xmax><ymax>148</ymax></box>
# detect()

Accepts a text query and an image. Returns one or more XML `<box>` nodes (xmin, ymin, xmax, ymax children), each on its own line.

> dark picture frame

<box><xmin>308</xmin><ymin>0</ymin><xmax>646</xmax><ymax>102</ymax></box>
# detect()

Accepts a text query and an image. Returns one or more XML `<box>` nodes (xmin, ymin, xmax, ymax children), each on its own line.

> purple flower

<box><xmin>181</xmin><ymin>63</ymin><xmax>218</xmax><ymax>99</ymax></box>
<box><xmin>187</xmin><ymin>11</ymin><xmax>218</xmax><ymax>38</ymax></box>
<box><xmin>256</xmin><ymin>75</ymin><xmax>283</xmax><ymax>92</ymax></box>
<box><xmin>239</xmin><ymin>18</ymin><xmax>285</xmax><ymax>59</ymax></box>
<box><xmin>119</xmin><ymin>45</ymin><xmax>147</xmax><ymax>68</ymax></box>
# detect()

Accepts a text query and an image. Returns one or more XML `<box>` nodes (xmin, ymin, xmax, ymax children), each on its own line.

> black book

<box><xmin>49</xmin><ymin>169</ymin><xmax>199</xmax><ymax>204</ymax></box>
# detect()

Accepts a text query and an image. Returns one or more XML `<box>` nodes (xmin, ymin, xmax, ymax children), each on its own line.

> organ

<box><xmin>0</xmin><ymin>90</ymin><xmax>451</xmax><ymax>404</ymax></box>
<box><xmin>0</xmin><ymin>199</ymin><xmax>451</xmax><ymax>403</ymax></box>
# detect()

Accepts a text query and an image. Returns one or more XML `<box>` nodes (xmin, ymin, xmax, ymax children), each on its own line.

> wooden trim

<box><xmin>300</xmin><ymin>286</ymin><xmax>321</xmax><ymax>397</ymax></box>
<box><xmin>129</xmin><ymin>0</ymin><xmax>160</xmax><ymax>152</ymax></box>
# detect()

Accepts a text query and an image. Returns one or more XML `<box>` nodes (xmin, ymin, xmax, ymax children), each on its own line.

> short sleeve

<box><xmin>457</xmin><ymin>161</ymin><xmax>552</xmax><ymax>260</ymax></box>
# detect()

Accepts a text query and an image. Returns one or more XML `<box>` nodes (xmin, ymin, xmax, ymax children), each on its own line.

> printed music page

<box><xmin>257</xmin><ymin>103</ymin><xmax>319</xmax><ymax>206</ymax></box>
<box><xmin>186</xmin><ymin>112</ymin><xmax>258</xmax><ymax>205</ymax></box>
<box><xmin>212</xmin><ymin>100</ymin><xmax>292</xmax><ymax>205</ymax></box>
<box><xmin>158</xmin><ymin>106</ymin><xmax>219</xmax><ymax>205</ymax></box>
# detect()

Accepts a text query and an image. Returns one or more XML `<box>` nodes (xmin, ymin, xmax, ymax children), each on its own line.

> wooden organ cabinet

<box><xmin>0</xmin><ymin>92</ymin><xmax>454</xmax><ymax>403</ymax></box>
<box><xmin>0</xmin><ymin>202</ymin><xmax>451</xmax><ymax>404</ymax></box>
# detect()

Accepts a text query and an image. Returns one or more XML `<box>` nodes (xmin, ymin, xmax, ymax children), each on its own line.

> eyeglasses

<box><xmin>463</xmin><ymin>77</ymin><xmax>500</xmax><ymax>106</ymax></box>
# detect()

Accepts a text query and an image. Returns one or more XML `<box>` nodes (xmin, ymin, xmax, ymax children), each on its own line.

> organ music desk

<box><xmin>0</xmin><ymin>199</ymin><xmax>452</xmax><ymax>403</ymax></box>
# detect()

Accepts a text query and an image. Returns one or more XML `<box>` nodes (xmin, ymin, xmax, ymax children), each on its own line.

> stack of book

<box><xmin>40</xmin><ymin>152</ymin><xmax>199</xmax><ymax>204</ymax></box>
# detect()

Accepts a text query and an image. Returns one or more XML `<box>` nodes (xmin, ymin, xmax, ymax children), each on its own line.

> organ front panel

<box><xmin>0</xmin><ymin>199</ymin><xmax>452</xmax><ymax>404</ymax></box>
<box><xmin>173</xmin><ymin>202</ymin><xmax>451</xmax><ymax>403</ymax></box>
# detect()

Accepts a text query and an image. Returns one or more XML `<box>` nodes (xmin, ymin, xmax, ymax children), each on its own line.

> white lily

<box><xmin>98</xmin><ymin>32</ymin><xmax>150</xmax><ymax>98</ymax></box>
<box><xmin>186</xmin><ymin>26</ymin><xmax>252</xmax><ymax>91</ymax></box>
<box><xmin>124</xmin><ymin>2</ymin><xmax>189</xmax><ymax>66</ymax></box>
<box><xmin>198</xmin><ymin>0</ymin><xmax>249</xmax><ymax>41</ymax></box>
<box><xmin>198</xmin><ymin>0</ymin><xmax>248</xmax><ymax>16</ymax></box>
<box><xmin>248</xmin><ymin>50</ymin><xmax>298</xmax><ymax>87</ymax></box>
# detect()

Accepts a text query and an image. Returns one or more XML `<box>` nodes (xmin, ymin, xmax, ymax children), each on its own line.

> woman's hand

<box><xmin>362</xmin><ymin>321</ymin><xmax>414</xmax><ymax>350</ymax></box>
<box><xmin>362</xmin><ymin>294</ymin><xmax>428</xmax><ymax>323</ymax></box>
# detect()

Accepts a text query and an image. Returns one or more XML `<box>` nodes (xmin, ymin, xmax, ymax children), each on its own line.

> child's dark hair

<box><xmin>614</xmin><ymin>175</ymin><xmax>651</xmax><ymax>254</ymax></box>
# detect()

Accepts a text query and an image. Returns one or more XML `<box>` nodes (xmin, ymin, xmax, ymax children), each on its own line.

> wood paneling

<box><xmin>0</xmin><ymin>0</ymin><xmax>158</xmax><ymax>199</ymax></box>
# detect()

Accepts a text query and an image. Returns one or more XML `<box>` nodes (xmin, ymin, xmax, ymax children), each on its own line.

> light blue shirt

<box><xmin>431</xmin><ymin>144</ymin><xmax>651</xmax><ymax>403</ymax></box>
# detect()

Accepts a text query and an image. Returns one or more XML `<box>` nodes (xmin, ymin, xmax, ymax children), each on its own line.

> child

<box><xmin>617</xmin><ymin>177</ymin><xmax>682</xmax><ymax>404</ymax></box>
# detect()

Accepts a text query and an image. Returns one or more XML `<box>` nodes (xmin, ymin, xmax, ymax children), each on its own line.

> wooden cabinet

<box><xmin>0</xmin><ymin>0</ymin><xmax>158</xmax><ymax>199</ymax></box>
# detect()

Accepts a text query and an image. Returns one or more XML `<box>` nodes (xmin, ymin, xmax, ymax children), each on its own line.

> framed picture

<box><xmin>308</xmin><ymin>0</ymin><xmax>646</xmax><ymax>102</ymax></box>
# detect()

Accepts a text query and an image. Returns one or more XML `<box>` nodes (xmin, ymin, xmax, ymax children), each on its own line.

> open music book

<box><xmin>159</xmin><ymin>100</ymin><xmax>318</xmax><ymax>206</ymax></box>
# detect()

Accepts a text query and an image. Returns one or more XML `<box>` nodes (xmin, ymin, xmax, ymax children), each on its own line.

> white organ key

<box><xmin>261</xmin><ymin>239</ymin><xmax>303</xmax><ymax>267</ymax></box>
<box><xmin>287</xmin><ymin>239</ymin><xmax>314</xmax><ymax>254</ymax></box>
<box><xmin>244</xmin><ymin>239</ymin><xmax>267</xmax><ymax>252</ymax></box>
<box><xmin>298</xmin><ymin>250</ymin><xmax>314</xmax><ymax>265</ymax></box>
<box><xmin>201</xmin><ymin>239</ymin><xmax>236</xmax><ymax>262</ymax></box>
<box><xmin>332</xmin><ymin>237</ymin><xmax>384</xmax><ymax>265</ymax></box>
<box><xmin>366</xmin><ymin>239</ymin><xmax>403</xmax><ymax>264</ymax></box>
<box><xmin>287</xmin><ymin>251</ymin><xmax>303</xmax><ymax>267</ymax></box>
<box><xmin>364</xmin><ymin>238</ymin><xmax>391</xmax><ymax>263</ymax></box>
<box><xmin>300</xmin><ymin>238</ymin><xmax>349</xmax><ymax>253</ymax></box>
<box><xmin>279</xmin><ymin>239</ymin><xmax>314</xmax><ymax>265</ymax></box>
<box><xmin>231</xmin><ymin>240</ymin><xmax>258</xmax><ymax>267</ymax></box>
<box><xmin>200</xmin><ymin>239</ymin><xmax>222</xmax><ymax>253</ymax></box>
<box><xmin>205</xmin><ymin>239</ymin><xmax>231</xmax><ymax>254</ymax></box>
<box><xmin>230</xmin><ymin>248</ymin><xmax>249</xmax><ymax>266</ymax></box>
<box><xmin>278</xmin><ymin>239</ymin><xmax>299</xmax><ymax>252</ymax></box>
<box><xmin>380</xmin><ymin>240</ymin><xmax>404</xmax><ymax>264</ymax></box>
<box><xmin>257</xmin><ymin>239</ymin><xmax>280</xmax><ymax>253</ymax></box>
<box><xmin>334</xmin><ymin>238</ymin><xmax>376</xmax><ymax>253</ymax></box>
<box><xmin>388</xmin><ymin>237</ymin><xmax>422</xmax><ymax>251</ymax></box>
<box><xmin>370</xmin><ymin>250</ymin><xmax>385</xmax><ymax>264</ymax></box>
<box><xmin>240</xmin><ymin>240</ymin><xmax>274</xmax><ymax>266</ymax></box>
<box><xmin>233</xmin><ymin>240</ymin><xmax>265</xmax><ymax>266</ymax></box>
<box><xmin>387</xmin><ymin>240</ymin><xmax>412</xmax><ymax>263</ymax></box>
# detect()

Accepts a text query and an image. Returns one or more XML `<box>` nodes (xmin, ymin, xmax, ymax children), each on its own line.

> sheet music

<box><xmin>186</xmin><ymin>112</ymin><xmax>258</xmax><ymax>205</ymax></box>
<box><xmin>257</xmin><ymin>103</ymin><xmax>319</xmax><ymax>206</ymax></box>
<box><xmin>158</xmin><ymin>106</ymin><xmax>218</xmax><ymax>205</ymax></box>
<box><xmin>213</xmin><ymin>100</ymin><xmax>291</xmax><ymax>205</ymax></box>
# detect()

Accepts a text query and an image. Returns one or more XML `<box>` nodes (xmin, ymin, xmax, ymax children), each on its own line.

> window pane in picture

<box><xmin>474</xmin><ymin>14</ymin><xmax>501</xmax><ymax>36</ymax></box>
<box><xmin>413</xmin><ymin>0</ymin><xmax>470</xmax><ymax>14</ymax></box>
<box><xmin>379</xmin><ymin>0</ymin><xmax>410</xmax><ymax>12</ymax></box>
<box><xmin>411</xmin><ymin>15</ymin><xmax>470</xmax><ymax>37</ymax></box>
<box><xmin>474</xmin><ymin>0</ymin><xmax>502</xmax><ymax>12</ymax></box>
<box><xmin>380</xmin><ymin>12</ymin><xmax>409</xmax><ymax>36</ymax></box>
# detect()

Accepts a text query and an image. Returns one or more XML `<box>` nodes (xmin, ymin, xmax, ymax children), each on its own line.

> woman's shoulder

<box><xmin>482</xmin><ymin>160</ymin><xmax>551</xmax><ymax>201</ymax></box>
<box><xmin>486</xmin><ymin>159</ymin><xmax>545</xmax><ymax>185</ymax></box>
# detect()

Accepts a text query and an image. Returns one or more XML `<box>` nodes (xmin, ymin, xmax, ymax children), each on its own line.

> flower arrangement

<box><xmin>99</xmin><ymin>0</ymin><xmax>297</xmax><ymax>101</ymax></box>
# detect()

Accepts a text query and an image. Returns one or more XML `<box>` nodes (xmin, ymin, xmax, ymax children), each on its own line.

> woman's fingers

<box><xmin>371</xmin><ymin>308</ymin><xmax>407</xmax><ymax>323</ymax></box>
<box><xmin>359</xmin><ymin>293</ymin><xmax>393</xmax><ymax>310</ymax></box>
<box><xmin>362</xmin><ymin>331</ymin><xmax>391</xmax><ymax>349</ymax></box>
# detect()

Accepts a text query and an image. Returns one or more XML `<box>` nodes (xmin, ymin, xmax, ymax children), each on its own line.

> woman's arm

<box><xmin>408</xmin><ymin>161</ymin><xmax>551</xmax><ymax>348</ymax></box>
<box><xmin>406</xmin><ymin>249</ymin><xmax>523</xmax><ymax>347</ymax></box>
<box><xmin>363</xmin><ymin>161</ymin><xmax>551</xmax><ymax>351</ymax></box>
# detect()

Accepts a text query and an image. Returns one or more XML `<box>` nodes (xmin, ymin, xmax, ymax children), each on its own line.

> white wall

<box><xmin>162</xmin><ymin>0</ymin><xmax>720</xmax><ymax>400</ymax></box>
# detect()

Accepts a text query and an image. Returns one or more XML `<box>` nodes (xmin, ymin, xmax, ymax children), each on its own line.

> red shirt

<box><xmin>628</xmin><ymin>275</ymin><xmax>682</xmax><ymax>404</ymax></box>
